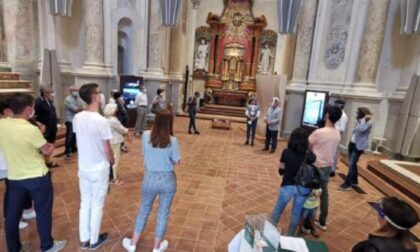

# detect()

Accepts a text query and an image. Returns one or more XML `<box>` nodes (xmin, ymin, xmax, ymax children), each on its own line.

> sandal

<box><xmin>46</xmin><ymin>161</ymin><xmax>60</xmax><ymax>168</ymax></box>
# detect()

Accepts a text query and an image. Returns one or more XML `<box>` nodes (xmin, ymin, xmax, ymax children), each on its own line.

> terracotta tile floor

<box><xmin>0</xmin><ymin>117</ymin><xmax>392</xmax><ymax>252</ymax></box>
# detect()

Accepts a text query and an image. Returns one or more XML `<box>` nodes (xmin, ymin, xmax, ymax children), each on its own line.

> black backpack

<box><xmin>295</xmin><ymin>152</ymin><xmax>321</xmax><ymax>189</ymax></box>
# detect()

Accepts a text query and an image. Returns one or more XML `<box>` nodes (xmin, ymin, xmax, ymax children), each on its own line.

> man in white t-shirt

<box><xmin>331</xmin><ymin>99</ymin><xmax>348</xmax><ymax>176</ymax></box>
<box><xmin>73</xmin><ymin>83</ymin><xmax>115</xmax><ymax>250</ymax></box>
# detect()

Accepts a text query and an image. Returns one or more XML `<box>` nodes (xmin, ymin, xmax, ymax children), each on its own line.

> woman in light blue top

<box><xmin>122</xmin><ymin>110</ymin><xmax>180</xmax><ymax>252</ymax></box>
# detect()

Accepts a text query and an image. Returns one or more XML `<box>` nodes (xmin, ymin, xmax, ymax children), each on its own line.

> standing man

<box><xmin>244</xmin><ymin>98</ymin><xmax>260</xmax><ymax>146</ymax></box>
<box><xmin>262</xmin><ymin>97</ymin><xmax>281</xmax><ymax>153</ymax></box>
<box><xmin>64</xmin><ymin>86</ymin><xmax>83</xmax><ymax>160</ymax></box>
<box><xmin>134</xmin><ymin>84</ymin><xmax>148</xmax><ymax>136</ymax></box>
<box><xmin>187</xmin><ymin>91</ymin><xmax>200</xmax><ymax>134</ymax></box>
<box><xmin>308</xmin><ymin>105</ymin><xmax>342</xmax><ymax>231</ymax></box>
<box><xmin>339</xmin><ymin>107</ymin><xmax>373</xmax><ymax>191</ymax></box>
<box><xmin>35</xmin><ymin>85</ymin><xmax>59</xmax><ymax>167</ymax></box>
<box><xmin>331</xmin><ymin>99</ymin><xmax>348</xmax><ymax>176</ymax></box>
<box><xmin>0</xmin><ymin>93</ymin><xmax>67</xmax><ymax>252</ymax></box>
<box><xmin>73</xmin><ymin>83</ymin><xmax>115</xmax><ymax>250</ymax></box>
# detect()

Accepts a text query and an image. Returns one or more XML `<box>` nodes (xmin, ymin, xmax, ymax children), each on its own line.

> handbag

<box><xmin>295</xmin><ymin>151</ymin><xmax>321</xmax><ymax>189</ymax></box>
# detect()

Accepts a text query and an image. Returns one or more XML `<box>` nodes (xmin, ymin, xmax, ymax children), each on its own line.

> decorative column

<box><xmin>3</xmin><ymin>0</ymin><xmax>37</xmax><ymax>71</ymax></box>
<box><xmin>147</xmin><ymin>0</ymin><xmax>165</xmax><ymax>74</ymax></box>
<box><xmin>186</xmin><ymin>0</ymin><xmax>199</xmax><ymax>74</ymax></box>
<box><xmin>290</xmin><ymin>0</ymin><xmax>317</xmax><ymax>82</ymax></box>
<box><xmin>82</xmin><ymin>0</ymin><xmax>105</xmax><ymax>69</ymax></box>
<box><xmin>0</xmin><ymin>0</ymin><xmax>8</xmax><ymax>67</ymax></box>
<box><xmin>355</xmin><ymin>0</ymin><xmax>390</xmax><ymax>83</ymax></box>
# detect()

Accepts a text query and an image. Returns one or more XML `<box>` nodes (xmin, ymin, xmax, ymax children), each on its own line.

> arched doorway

<box><xmin>117</xmin><ymin>18</ymin><xmax>134</xmax><ymax>75</ymax></box>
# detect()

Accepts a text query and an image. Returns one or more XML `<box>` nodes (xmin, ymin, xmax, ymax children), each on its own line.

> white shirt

<box><xmin>0</xmin><ymin>149</ymin><xmax>7</xmax><ymax>179</ymax></box>
<box><xmin>335</xmin><ymin>111</ymin><xmax>348</xmax><ymax>134</ymax></box>
<box><xmin>107</xmin><ymin>116</ymin><xmax>128</xmax><ymax>145</ymax></box>
<box><xmin>73</xmin><ymin>111</ymin><xmax>112</xmax><ymax>171</ymax></box>
<box><xmin>135</xmin><ymin>92</ymin><xmax>148</xmax><ymax>106</ymax></box>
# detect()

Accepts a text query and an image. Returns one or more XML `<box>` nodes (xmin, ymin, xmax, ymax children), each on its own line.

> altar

<box><xmin>192</xmin><ymin>0</ymin><xmax>278</xmax><ymax>108</ymax></box>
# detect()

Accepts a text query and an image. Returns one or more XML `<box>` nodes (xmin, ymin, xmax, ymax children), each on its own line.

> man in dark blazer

<box><xmin>35</xmin><ymin>85</ymin><xmax>59</xmax><ymax>167</ymax></box>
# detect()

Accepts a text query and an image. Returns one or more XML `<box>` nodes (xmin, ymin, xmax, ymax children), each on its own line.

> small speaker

<box><xmin>277</xmin><ymin>0</ymin><xmax>303</xmax><ymax>34</ymax></box>
<box><xmin>49</xmin><ymin>0</ymin><xmax>73</xmax><ymax>17</ymax></box>
<box><xmin>400</xmin><ymin>0</ymin><xmax>420</xmax><ymax>34</ymax></box>
<box><xmin>159</xmin><ymin>0</ymin><xmax>182</xmax><ymax>27</ymax></box>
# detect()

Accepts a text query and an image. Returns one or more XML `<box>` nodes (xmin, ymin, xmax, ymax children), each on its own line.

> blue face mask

<box><xmin>71</xmin><ymin>91</ymin><xmax>78</xmax><ymax>97</ymax></box>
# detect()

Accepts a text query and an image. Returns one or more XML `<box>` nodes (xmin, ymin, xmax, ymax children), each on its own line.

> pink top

<box><xmin>309</xmin><ymin>127</ymin><xmax>341</xmax><ymax>168</ymax></box>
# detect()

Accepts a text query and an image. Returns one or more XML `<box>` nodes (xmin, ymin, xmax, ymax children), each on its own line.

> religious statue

<box><xmin>259</xmin><ymin>44</ymin><xmax>274</xmax><ymax>74</ymax></box>
<box><xmin>194</xmin><ymin>39</ymin><xmax>209</xmax><ymax>71</ymax></box>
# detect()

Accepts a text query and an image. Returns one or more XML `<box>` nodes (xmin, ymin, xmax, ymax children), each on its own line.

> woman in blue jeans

<box><xmin>122</xmin><ymin>110</ymin><xmax>181</xmax><ymax>252</ymax></box>
<box><xmin>271</xmin><ymin>127</ymin><xmax>316</xmax><ymax>236</ymax></box>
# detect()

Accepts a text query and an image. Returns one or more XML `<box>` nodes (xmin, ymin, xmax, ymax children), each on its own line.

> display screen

<box><xmin>120</xmin><ymin>75</ymin><xmax>143</xmax><ymax>108</ymax></box>
<box><xmin>301</xmin><ymin>90</ymin><xmax>328</xmax><ymax>128</ymax></box>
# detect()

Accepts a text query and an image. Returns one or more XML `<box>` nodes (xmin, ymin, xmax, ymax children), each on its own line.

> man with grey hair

<box><xmin>64</xmin><ymin>86</ymin><xmax>83</xmax><ymax>160</ymax></box>
<box><xmin>35</xmin><ymin>85</ymin><xmax>59</xmax><ymax>167</ymax></box>
<box><xmin>262</xmin><ymin>97</ymin><xmax>282</xmax><ymax>153</ymax></box>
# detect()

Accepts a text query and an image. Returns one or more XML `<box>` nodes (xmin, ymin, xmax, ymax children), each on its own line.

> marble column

<box><xmin>290</xmin><ymin>0</ymin><xmax>317</xmax><ymax>82</ymax></box>
<box><xmin>0</xmin><ymin>0</ymin><xmax>7</xmax><ymax>67</ymax></box>
<box><xmin>3</xmin><ymin>0</ymin><xmax>36</xmax><ymax>71</ymax></box>
<box><xmin>147</xmin><ymin>0</ymin><xmax>165</xmax><ymax>74</ymax></box>
<box><xmin>186</xmin><ymin>0</ymin><xmax>199</xmax><ymax>75</ymax></box>
<box><xmin>355</xmin><ymin>0</ymin><xmax>390</xmax><ymax>83</ymax></box>
<box><xmin>83</xmin><ymin>0</ymin><xmax>105</xmax><ymax>67</ymax></box>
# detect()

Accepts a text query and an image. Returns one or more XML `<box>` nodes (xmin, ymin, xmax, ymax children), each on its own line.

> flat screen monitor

<box><xmin>301</xmin><ymin>90</ymin><xmax>329</xmax><ymax>128</ymax></box>
<box><xmin>120</xmin><ymin>75</ymin><xmax>143</xmax><ymax>108</ymax></box>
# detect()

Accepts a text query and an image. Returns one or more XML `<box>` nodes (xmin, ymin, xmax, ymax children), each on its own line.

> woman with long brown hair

<box><xmin>122</xmin><ymin>110</ymin><xmax>180</xmax><ymax>252</ymax></box>
<box><xmin>352</xmin><ymin>196</ymin><xmax>418</xmax><ymax>252</ymax></box>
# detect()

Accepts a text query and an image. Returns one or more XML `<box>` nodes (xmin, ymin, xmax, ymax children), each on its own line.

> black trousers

<box><xmin>246</xmin><ymin>119</ymin><xmax>258</xmax><ymax>143</ymax></box>
<box><xmin>264</xmin><ymin>126</ymin><xmax>278</xmax><ymax>150</ymax></box>
<box><xmin>188</xmin><ymin>110</ymin><xmax>197</xmax><ymax>132</ymax></box>
<box><xmin>5</xmin><ymin>174</ymin><xmax>54</xmax><ymax>252</ymax></box>
<box><xmin>64</xmin><ymin>121</ymin><xmax>77</xmax><ymax>155</ymax></box>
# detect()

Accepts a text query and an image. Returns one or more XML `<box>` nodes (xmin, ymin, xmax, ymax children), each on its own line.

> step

<box><xmin>178</xmin><ymin>112</ymin><xmax>246</xmax><ymax>124</ymax></box>
<box><xmin>0</xmin><ymin>88</ymin><xmax>34</xmax><ymax>95</ymax></box>
<box><xmin>204</xmin><ymin>104</ymin><xmax>246</xmax><ymax>111</ymax></box>
<box><xmin>0</xmin><ymin>72</ymin><xmax>20</xmax><ymax>80</ymax></box>
<box><xmin>0</xmin><ymin>80</ymin><xmax>31</xmax><ymax>89</ymax></box>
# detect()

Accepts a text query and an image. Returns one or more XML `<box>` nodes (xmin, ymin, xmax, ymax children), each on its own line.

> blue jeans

<box><xmin>271</xmin><ymin>185</ymin><xmax>310</xmax><ymax>236</ymax></box>
<box><xmin>301</xmin><ymin>207</ymin><xmax>317</xmax><ymax>221</ymax></box>
<box><xmin>134</xmin><ymin>171</ymin><xmax>176</xmax><ymax>239</ymax></box>
<box><xmin>246</xmin><ymin>119</ymin><xmax>257</xmax><ymax>143</ymax></box>
<box><xmin>188</xmin><ymin>109</ymin><xmax>197</xmax><ymax>132</ymax></box>
<box><xmin>317</xmin><ymin>166</ymin><xmax>331</xmax><ymax>226</ymax></box>
<box><xmin>344</xmin><ymin>142</ymin><xmax>363</xmax><ymax>186</ymax></box>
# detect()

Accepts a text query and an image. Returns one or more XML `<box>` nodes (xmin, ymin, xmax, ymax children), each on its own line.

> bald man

<box><xmin>64</xmin><ymin>86</ymin><xmax>83</xmax><ymax>160</ymax></box>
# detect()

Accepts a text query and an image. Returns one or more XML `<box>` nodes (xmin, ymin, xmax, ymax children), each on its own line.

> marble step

<box><xmin>0</xmin><ymin>88</ymin><xmax>34</xmax><ymax>95</ymax></box>
<box><xmin>0</xmin><ymin>72</ymin><xmax>20</xmax><ymax>80</ymax></box>
<box><xmin>0</xmin><ymin>80</ymin><xmax>31</xmax><ymax>89</ymax></box>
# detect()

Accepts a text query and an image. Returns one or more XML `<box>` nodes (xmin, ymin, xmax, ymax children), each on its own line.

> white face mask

<box><xmin>71</xmin><ymin>91</ymin><xmax>78</xmax><ymax>97</ymax></box>
<box><xmin>29</xmin><ymin>109</ymin><xmax>35</xmax><ymax>118</ymax></box>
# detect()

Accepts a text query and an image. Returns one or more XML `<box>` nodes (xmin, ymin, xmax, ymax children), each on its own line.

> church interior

<box><xmin>0</xmin><ymin>0</ymin><xmax>419</xmax><ymax>251</ymax></box>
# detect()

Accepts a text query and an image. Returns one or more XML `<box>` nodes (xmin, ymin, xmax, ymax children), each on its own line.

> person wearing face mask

<box><xmin>352</xmin><ymin>197</ymin><xmax>418</xmax><ymax>252</ymax></box>
<box><xmin>134</xmin><ymin>84</ymin><xmax>149</xmax><ymax>136</ymax></box>
<box><xmin>0</xmin><ymin>93</ymin><xmax>67</xmax><ymax>252</ymax></box>
<box><xmin>35</xmin><ymin>85</ymin><xmax>59</xmax><ymax>168</ymax></box>
<box><xmin>64</xmin><ymin>86</ymin><xmax>83</xmax><ymax>160</ymax></box>
<box><xmin>339</xmin><ymin>107</ymin><xmax>373</xmax><ymax>191</ymax></box>
<box><xmin>262</xmin><ymin>97</ymin><xmax>282</xmax><ymax>153</ymax></box>
<box><xmin>114</xmin><ymin>91</ymin><xmax>130</xmax><ymax>152</ymax></box>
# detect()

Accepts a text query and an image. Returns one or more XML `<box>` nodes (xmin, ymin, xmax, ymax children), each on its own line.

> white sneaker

<box><xmin>19</xmin><ymin>221</ymin><xmax>28</xmax><ymax>229</ymax></box>
<box><xmin>122</xmin><ymin>238</ymin><xmax>136</xmax><ymax>252</ymax></box>
<box><xmin>301</xmin><ymin>226</ymin><xmax>311</xmax><ymax>235</ymax></box>
<box><xmin>314</xmin><ymin>220</ymin><xmax>327</xmax><ymax>231</ymax></box>
<box><xmin>22</xmin><ymin>210</ymin><xmax>36</xmax><ymax>220</ymax></box>
<box><xmin>44</xmin><ymin>240</ymin><xmax>67</xmax><ymax>252</ymax></box>
<box><xmin>153</xmin><ymin>240</ymin><xmax>168</xmax><ymax>252</ymax></box>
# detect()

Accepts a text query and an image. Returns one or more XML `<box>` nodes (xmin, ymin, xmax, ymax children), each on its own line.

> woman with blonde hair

<box><xmin>122</xmin><ymin>109</ymin><xmax>180</xmax><ymax>252</ymax></box>
<box><xmin>352</xmin><ymin>196</ymin><xmax>418</xmax><ymax>252</ymax></box>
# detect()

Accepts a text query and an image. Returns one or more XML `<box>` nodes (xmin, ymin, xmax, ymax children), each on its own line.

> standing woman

<box><xmin>271</xmin><ymin>127</ymin><xmax>316</xmax><ymax>236</ymax></box>
<box><xmin>113</xmin><ymin>91</ymin><xmax>130</xmax><ymax>153</ymax></box>
<box><xmin>244</xmin><ymin>97</ymin><xmax>260</xmax><ymax>146</ymax></box>
<box><xmin>339</xmin><ymin>107</ymin><xmax>372</xmax><ymax>191</ymax></box>
<box><xmin>122</xmin><ymin>110</ymin><xmax>180</xmax><ymax>252</ymax></box>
